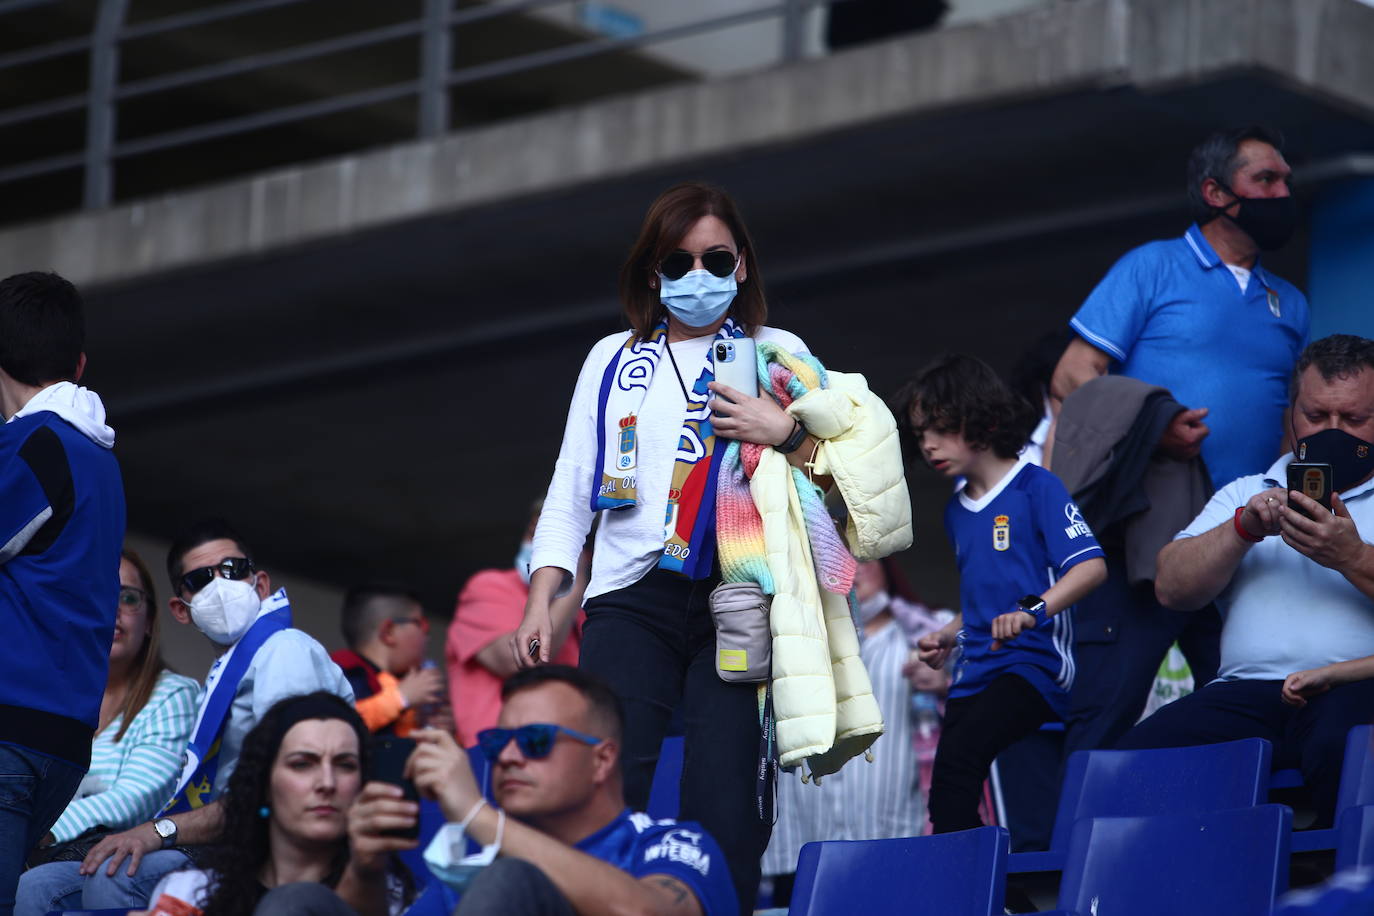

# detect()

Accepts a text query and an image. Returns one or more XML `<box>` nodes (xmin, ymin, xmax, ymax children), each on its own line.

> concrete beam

<box><xmin>1</xmin><ymin>0</ymin><xmax>1370</xmax><ymax>288</ymax></box>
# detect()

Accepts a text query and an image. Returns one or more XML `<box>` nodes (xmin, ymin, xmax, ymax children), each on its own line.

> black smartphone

<box><xmin>368</xmin><ymin>736</ymin><xmax>419</xmax><ymax>839</ymax></box>
<box><xmin>1287</xmin><ymin>462</ymin><xmax>1334</xmax><ymax>519</ymax></box>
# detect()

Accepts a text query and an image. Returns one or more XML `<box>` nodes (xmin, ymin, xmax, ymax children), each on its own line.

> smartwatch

<box><xmin>153</xmin><ymin>817</ymin><xmax>178</xmax><ymax>849</ymax></box>
<box><xmin>1016</xmin><ymin>594</ymin><xmax>1048</xmax><ymax>629</ymax></box>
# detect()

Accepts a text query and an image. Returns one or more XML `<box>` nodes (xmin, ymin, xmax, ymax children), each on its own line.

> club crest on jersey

<box><xmin>1064</xmin><ymin>502</ymin><xmax>1092</xmax><ymax>539</ymax></box>
<box><xmin>992</xmin><ymin>514</ymin><xmax>1011</xmax><ymax>552</ymax></box>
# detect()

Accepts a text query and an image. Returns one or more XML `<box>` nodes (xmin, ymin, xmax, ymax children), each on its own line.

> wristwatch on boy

<box><xmin>153</xmin><ymin>817</ymin><xmax>178</xmax><ymax>849</ymax></box>
<box><xmin>1015</xmin><ymin>594</ymin><xmax>1048</xmax><ymax>629</ymax></box>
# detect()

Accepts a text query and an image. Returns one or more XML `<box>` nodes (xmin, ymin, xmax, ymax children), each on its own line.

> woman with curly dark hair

<box><xmin>143</xmin><ymin>692</ymin><xmax>411</xmax><ymax>916</ymax></box>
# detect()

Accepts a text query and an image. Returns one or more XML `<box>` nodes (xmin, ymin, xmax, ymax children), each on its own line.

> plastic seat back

<box><xmin>1058</xmin><ymin>804</ymin><xmax>1291</xmax><ymax>916</ymax></box>
<box><xmin>1049</xmin><ymin>737</ymin><xmax>1272</xmax><ymax>852</ymax></box>
<box><xmin>1336</xmin><ymin>725</ymin><xmax>1374</xmax><ymax>813</ymax></box>
<box><xmin>788</xmin><ymin>826</ymin><xmax>1008</xmax><ymax>916</ymax></box>
<box><xmin>1336</xmin><ymin>804</ymin><xmax>1374</xmax><ymax>869</ymax></box>
<box><xmin>647</xmin><ymin>734</ymin><xmax>684</xmax><ymax>819</ymax></box>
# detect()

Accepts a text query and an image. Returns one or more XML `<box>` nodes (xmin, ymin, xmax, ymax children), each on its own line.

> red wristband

<box><xmin>1233</xmin><ymin>506</ymin><xmax>1263</xmax><ymax>543</ymax></box>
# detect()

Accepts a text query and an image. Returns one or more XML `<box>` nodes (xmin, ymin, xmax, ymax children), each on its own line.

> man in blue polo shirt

<box><xmin>0</xmin><ymin>271</ymin><xmax>125</xmax><ymax>916</ymax></box>
<box><xmin>1049</xmin><ymin>126</ymin><xmax>1310</xmax><ymax>756</ymax></box>
<box><xmin>1122</xmin><ymin>336</ymin><xmax>1374</xmax><ymax>829</ymax></box>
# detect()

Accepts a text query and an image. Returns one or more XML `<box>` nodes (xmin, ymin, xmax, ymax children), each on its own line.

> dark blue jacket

<box><xmin>0</xmin><ymin>409</ymin><xmax>125</xmax><ymax>767</ymax></box>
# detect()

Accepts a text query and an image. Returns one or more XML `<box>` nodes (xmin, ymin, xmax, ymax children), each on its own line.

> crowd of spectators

<box><xmin>2</xmin><ymin>121</ymin><xmax>1372</xmax><ymax>916</ymax></box>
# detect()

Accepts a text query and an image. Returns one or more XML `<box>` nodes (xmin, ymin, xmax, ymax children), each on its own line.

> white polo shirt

<box><xmin>1175</xmin><ymin>454</ymin><xmax>1374</xmax><ymax>681</ymax></box>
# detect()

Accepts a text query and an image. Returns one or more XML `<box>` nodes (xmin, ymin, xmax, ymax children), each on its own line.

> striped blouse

<box><xmin>762</xmin><ymin>618</ymin><xmax>924</xmax><ymax>876</ymax></box>
<box><xmin>50</xmin><ymin>668</ymin><xmax>199</xmax><ymax>842</ymax></box>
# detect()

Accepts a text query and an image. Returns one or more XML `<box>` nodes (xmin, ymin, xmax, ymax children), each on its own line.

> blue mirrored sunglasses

<box><xmin>476</xmin><ymin>723</ymin><xmax>602</xmax><ymax>761</ymax></box>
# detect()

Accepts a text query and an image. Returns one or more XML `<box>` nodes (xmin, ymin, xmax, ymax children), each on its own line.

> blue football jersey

<box><xmin>943</xmin><ymin>460</ymin><xmax>1103</xmax><ymax>717</ymax></box>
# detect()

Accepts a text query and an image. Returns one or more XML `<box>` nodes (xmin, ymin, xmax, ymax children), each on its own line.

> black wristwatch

<box><xmin>1016</xmin><ymin>594</ymin><xmax>1048</xmax><ymax>629</ymax></box>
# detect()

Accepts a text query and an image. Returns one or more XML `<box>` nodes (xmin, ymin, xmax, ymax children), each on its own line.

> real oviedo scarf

<box><xmin>593</xmin><ymin>318</ymin><xmax>745</xmax><ymax>579</ymax></box>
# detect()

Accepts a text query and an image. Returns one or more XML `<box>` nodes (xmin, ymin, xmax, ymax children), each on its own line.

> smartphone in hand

<box><xmin>368</xmin><ymin>736</ymin><xmax>420</xmax><ymax>839</ymax></box>
<box><xmin>1287</xmin><ymin>462</ymin><xmax>1334</xmax><ymax>519</ymax></box>
<box><xmin>712</xmin><ymin>338</ymin><xmax>759</xmax><ymax>402</ymax></box>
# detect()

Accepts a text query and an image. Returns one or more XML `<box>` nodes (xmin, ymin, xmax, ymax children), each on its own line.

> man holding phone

<box><xmin>342</xmin><ymin>666</ymin><xmax>735</xmax><ymax>915</ymax></box>
<box><xmin>1119</xmin><ymin>335</ymin><xmax>1374</xmax><ymax>828</ymax></box>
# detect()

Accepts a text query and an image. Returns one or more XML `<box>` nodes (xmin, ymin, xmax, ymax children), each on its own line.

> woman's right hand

<box><xmin>512</xmin><ymin>597</ymin><xmax>552</xmax><ymax>668</ymax></box>
<box><xmin>513</xmin><ymin>565</ymin><xmax>569</xmax><ymax>667</ymax></box>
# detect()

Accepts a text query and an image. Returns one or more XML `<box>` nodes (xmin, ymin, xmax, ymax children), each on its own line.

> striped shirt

<box><xmin>50</xmin><ymin>669</ymin><xmax>199</xmax><ymax>842</ymax></box>
<box><xmin>763</xmin><ymin>619</ymin><xmax>923</xmax><ymax>875</ymax></box>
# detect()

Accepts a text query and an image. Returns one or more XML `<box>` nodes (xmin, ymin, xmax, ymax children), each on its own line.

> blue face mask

<box><xmin>660</xmin><ymin>268</ymin><xmax>737</xmax><ymax>328</ymax></box>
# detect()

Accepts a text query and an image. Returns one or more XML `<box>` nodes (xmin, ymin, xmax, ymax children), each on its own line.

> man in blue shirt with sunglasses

<box><xmin>344</xmin><ymin>665</ymin><xmax>736</xmax><ymax>916</ymax></box>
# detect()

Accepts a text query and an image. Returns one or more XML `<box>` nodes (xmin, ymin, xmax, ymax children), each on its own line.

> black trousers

<box><xmin>1065</xmin><ymin>555</ymin><xmax>1221</xmax><ymax>756</ymax></box>
<box><xmin>928</xmin><ymin>674</ymin><xmax>1055</xmax><ymax>835</ymax></box>
<box><xmin>579</xmin><ymin>568</ymin><xmax>770</xmax><ymax>916</ymax></box>
<box><xmin>1118</xmin><ymin>677</ymin><xmax>1374</xmax><ymax>827</ymax></box>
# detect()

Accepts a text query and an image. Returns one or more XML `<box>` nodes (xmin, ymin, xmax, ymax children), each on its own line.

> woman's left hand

<box><xmin>707</xmin><ymin>381</ymin><xmax>794</xmax><ymax>446</ymax></box>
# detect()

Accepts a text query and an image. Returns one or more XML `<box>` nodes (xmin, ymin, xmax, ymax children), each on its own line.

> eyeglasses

<box><xmin>118</xmin><ymin>587</ymin><xmax>147</xmax><ymax>609</ymax></box>
<box><xmin>389</xmin><ymin>615</ymin><xmax>429</xmax><ymax>634</ymax></box>
<box><xmin>476</xmin><ymin>723</ymin><xmax>602</xmax><ymax>761</ymax></box>
<box><xmin>178</xmin><ymin>557</ymin><xmax>255</xmax><ymax>598</ymax></box>
<box><xmin>658</xmin><ymin>249</ymin><xmax>738</xmax><ymax>281</ymax></box>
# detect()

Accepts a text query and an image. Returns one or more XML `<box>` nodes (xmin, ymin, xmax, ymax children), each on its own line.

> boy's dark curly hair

<box><xmin>895</xmin><ymin>353</ymin><xmax>1038</xmax><ymax>461</ymax></box>
<box><xmin>198</xmin><ymin>692</ymin><xmax>377</xmax><ymax>916</ymax></box>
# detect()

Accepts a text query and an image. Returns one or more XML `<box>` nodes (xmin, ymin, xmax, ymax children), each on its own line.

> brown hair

<box><xmin>115</xmin><ymin>547</ymin><xmax>171</xmax><ymax>742</ymax></box>
<box><xmin>617</xmin><ymin>182</ymin><xmax>768</xmax><ymax>340</ymax></box>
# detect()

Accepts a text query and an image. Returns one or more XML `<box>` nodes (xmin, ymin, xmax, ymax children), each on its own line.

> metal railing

<box><xmin>0</xmin><ymin>0</ymin><xmax>825</xmax><ymax>212</ymax></box>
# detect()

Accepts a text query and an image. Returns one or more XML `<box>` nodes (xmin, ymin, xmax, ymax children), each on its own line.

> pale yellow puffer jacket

<box><xmin>753</xmin><ymin>370</ymin><xmax>912</xmax><ymax>777</ymax></box>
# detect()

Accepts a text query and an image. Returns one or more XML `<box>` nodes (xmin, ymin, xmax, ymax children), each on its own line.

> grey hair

<box><xmin>1186</xmin><ymin>125</ymin><xmax>1286</xmax><ymax>224</ymax></box>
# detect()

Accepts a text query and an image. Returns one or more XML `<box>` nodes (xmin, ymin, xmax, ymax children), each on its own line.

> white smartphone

<box><xmin>712</xmin><ymin>337</ymin><xmax>758</xmax><ymax>401</ymax></box>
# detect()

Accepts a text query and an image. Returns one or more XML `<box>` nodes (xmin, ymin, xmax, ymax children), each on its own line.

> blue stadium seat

<box><xmin>1336</xmin><ymin>805</ymin><xmax>1374</xmax><ymax>870</ymax></box>
<box><xmin>1049</xmin><ymin>805</ymin><xmax>1291</xmax><ymax>916</ymax></box>
<box><xmin>43</xmin><ymin>910</ymin><xmax>129</xmax><ymax>915</ymax></box>
<box><xmin>647</xmin><ymin>734</ymin><xmax>684</xmax><ymax>820</ymax></box>
<box><xmin>1292</xmin><ymin>725</ymin><xmax>1374</xmax><ymax>854</ymax></box>
<box><xmin>1008</xmin><ymin>737</ymin><xmax>1272</xmax><ymax>873</ymax></box>
<box><xmin>787</xmin><ymin>826</ymin><xmax>1008</xmax><ymax>916</ymax></box>
<box><xmin>401</xmin><ymin>880</ymin><xmax>459</xmax><ymax>915</ymax></box>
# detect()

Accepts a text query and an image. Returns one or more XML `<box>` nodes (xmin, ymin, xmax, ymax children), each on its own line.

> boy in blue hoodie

<box><xmin>0</xmin><ymin>271</ymin><xmax>125</xmax><ymax>915</ymax></box>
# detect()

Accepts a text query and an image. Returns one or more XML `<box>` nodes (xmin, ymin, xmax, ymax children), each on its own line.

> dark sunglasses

<box><xmin>658</xmin><ymin>249</ymin><xmax>738</xmax><ymax>281</ymax></box>
<box><xmin>179</xmin><ymin>556</ymin><xmax>255</xmax><ymax>598</ymax></box>
<box><xmin>389</xmin><ymin>615</ymin><xmax>430</xmax><ymax>634</ymax></box>
<box><xmin>476</xmin><ymin>723</ymin><xmax>602</xmax><ymax>761</ymax></box>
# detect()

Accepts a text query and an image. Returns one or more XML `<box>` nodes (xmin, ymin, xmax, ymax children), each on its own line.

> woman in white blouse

<box><xmin>17</xmin><ymin>548</ymin><xmax>198</xmax><ymax>916</ymax></box>
<box><xmin>513</xmin><ymin>182</ymin><xmax>821</xmax><ymax>914</ymax></box>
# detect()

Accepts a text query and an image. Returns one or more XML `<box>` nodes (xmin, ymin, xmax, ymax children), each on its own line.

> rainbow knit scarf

<box><xmin>715</xmin><ymin>342</ymin><xmax>857</xmax><ymax>596</ymax></box>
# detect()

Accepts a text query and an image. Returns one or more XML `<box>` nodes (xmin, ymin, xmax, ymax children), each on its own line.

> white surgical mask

<box><xmin>856</xmin><ymin>590</ymin><xmax>891</xmax><ymax>625</ymax></box>
<box><xmin>660</xmin><ymin>268</ymin><xmax>737</xmax><ymax>327</ymax></box>
<box><xmin>423</xmin><ymin>808</ymin><xmax>506</xmax><ymax>892</ymax></box>
<box><xmin>514</xmin><ymin>540</ymin><xmax>534</xmax><ymax>587</ymax></box>
<box><xmin>189</xmin><ymin>575</ymin><xmax>263</xmax><ymax>646</ymax></box>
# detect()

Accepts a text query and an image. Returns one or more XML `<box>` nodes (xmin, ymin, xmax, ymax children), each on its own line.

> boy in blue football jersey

<box><xmin>902</xmin><ymin>355</ymin><xmax>1107</xmax><ymax>834</ymax></box>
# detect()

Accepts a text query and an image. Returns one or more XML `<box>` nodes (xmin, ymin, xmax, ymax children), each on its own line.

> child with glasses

<box><xmin>899</xmin><ymin>354</ymin><xmax>1107</xmax><ymax>835</ymax></box>
<box><xmin>331</xmin><ymin>583</ymin><xmax>451</xmax><ymax>737</ymax></box>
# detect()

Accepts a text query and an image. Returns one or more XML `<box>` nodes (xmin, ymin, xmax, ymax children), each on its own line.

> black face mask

<box><xmin>1212</xmin><ymin>181</ymin><xmax>1297</xmax><ymax>251</ymax></box>
<box><xmin>1295</xmin><ymin>428</ymin><xmax>1374</xmax><ymax>492</ymax></box>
